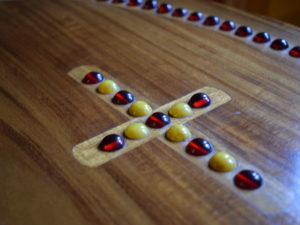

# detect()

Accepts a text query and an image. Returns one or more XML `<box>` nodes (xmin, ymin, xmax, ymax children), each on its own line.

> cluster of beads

<box><xmin>83</xmin><ymin>71</ymin><xmax>263</xmax><ymax>191</ymax></box>
<box><xmin>95</xmin><ymin>0</ymin><xmax>300</xmax><ymax>58</ymax></box>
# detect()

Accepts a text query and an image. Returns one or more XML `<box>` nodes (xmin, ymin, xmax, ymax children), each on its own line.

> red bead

<box><xmin>127</xmin><ymin>0</ymin><xmax>142</xmax><ymax>6</ymax></box>
<box><xmin>188</xmin><ymin>12</ymin><xmax>203</xmax><ymax>21</ymax></box>
<box><xmin>188</xmin><ymin>93</ymin><xmax>211</xmax><ymax>108</ymax></box>
<box><xmin>146</xmin><ymin>112</ymin><xmax>171</xmax><ymax>128</ymax></box>
<box><xmin>220</xmin><ymin>20</ymin><xmax>236</xmax><ymax>31</ymax></box>
<box><xmin>186</xmin><ymin>138</ymin><xmax>212</xmax><ymax>156</ymax></box>
<box><xmin>289</xmin><ymin>46</ymin><xmax>300</xmax><ymax>58</ymax></box>
<box><xmin>235</xmin><ymin>26</ymin><xmax>253</xmax><ymax>37</ymax></box>
<box><xmin>142</xmin><ymin>0</ymin><xmax>157</xmax><ymax>9</ymax></box>
<box><xmin>203</xmin><ymin>16</ymin><xmax>220</xmax><ymax>26</ymax></box>
<box><xmin>112</xmin><ymin>0</ymin><xmax>124</xmax><ymax>3</ymax></box>
<box><xmin>172</xmin><ymin>8</ymin><xmax>187</xmax><ymax>17</ymax></box>
<box><xmin>157</xmin><ymin>3</ymin><xmax>172</xmax><ymax>13</ymax></box>
<box><xmin>99</xmin><ymin>134</ymin><xmax>125</xmax><ymax>152</ymax></box>
<box><xmin>234</xmin><ymin>170</ymin><xmax>263</xmax><ymax>190</ymax></box>
<box><xmin>82</xmin><ymin>72</ymin><xmax>104</xmax><ymax>84</ymax></box>
<box><xmin>253</xmin><ymin>32</ymin><xmax>270</xmax><ymax>43</ymax></box>
<box><xmin>271</xmin><ymin>39</ymin><xmax>289</xmax><ymax>50</ymax></box>
<box><xmin>112</xmin><ymin>90</ymin><xmax>135</xmax><ymax>105</ymax></box>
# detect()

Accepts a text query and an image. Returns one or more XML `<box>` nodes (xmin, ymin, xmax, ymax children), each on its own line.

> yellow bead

<box><xmin>169</xmin><ymin>102</ymin><xmax>192</xmax><ymax>118</ymax></box>
<box><xmin>128</xmin><ymin>101</ymin><xmax>152</xmax><ymax>117</ymax></box>
<box><xmin>124</xmin><ymin>123</ymin><xmax>150</xmax><ymax>140</ymax></box>
<box><xmin>209</xmin><ymin>152</ymin><xmax>237</xmax><ymax>172</ymax></box>
<box><xmin>166</xmin><ymin>124</ymin><xmax>191</xmax><ymax>142</ymax></box>
<box><xmin>97</xmin><ymin>80</ymin><xmax>119</xmax><ymax>94</ymax></box>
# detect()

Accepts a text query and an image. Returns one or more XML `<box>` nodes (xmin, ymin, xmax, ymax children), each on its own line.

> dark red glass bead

<box><xmin>82</xmin><ymin>72</ymin><xmax>104</xmax><ymax>84</ymax></box>
<box><xmin>289</xmin><ymin>46</ymin><xmax>300</xmax><ymax>58</ymax></box>
<box><xmin>142</xmin><ymin>0</ymin><xmax>157</xmax><ymax>9</ymax></box>
<box><xmin>235</xmin><ymin>26</ymin><xmax>253</xmax><ymax>37</ymax></box>
<box><xmin>234</xmin><ymin>170</ymin><xmax>263</xmax><ymax>190</ymax></box>
<box><xmin>271</xmin><ymin>39</ymin><xmax>289</xmax><ymax>50</ymax></box>
<box><xmin>172</xmin><ymin>8</ymin><xmax>188</xmax><ymax>17</ymax></box>
<box><xmin>157</xmin><ymin>3</ymin><xmax>172</xmax><ymax>13</ymax></box>
<box><xmin>127</xmin><ymin>0</ymin><xmax>142</xmax><ymax>6</ymax></box>
<box><xmin>188</xmin><ymin>12</ymin><xmax>203</xmax><ymax>21</ymax></box>
<box><xmin>253</xmin><ymin>32</ymin><xmax>270</xmax><ymax>43</ymax></box>
<box><xmin>203</xmin><ymin>16</ymin><xmax>220</xmax><ymax>26</ymax></box>
<box><xmin>99</xmin><ymin>134</ymin><xmax>125</xmax><ymax>152</ymax></box>
<box><xmin>188</xmin><ymin>93</ymin><xmax>211</xmax><ymax>108</ymax></box>
<box><xmin>220</xmin><ymin>20</ymin><xmax>236</xmax><ymax>31</ymax></box>
<box><xmin>186</xmin><ymin>138</ymin><xmax>212</xmax><ymax>156</ymax></box>
<box><xmin>112</xmin><ymin>90</ymin><xmax>135</xmax><ymax>105</ymax></box>
<box><xmin>112</xmin><ymin>0</ymin><xmax>124</xmax><ymax>3</ymax></box>
<box><xmin>146</xmin><ymin>112</ymin><xmax>170</xmax><ymax>128</ymax></box>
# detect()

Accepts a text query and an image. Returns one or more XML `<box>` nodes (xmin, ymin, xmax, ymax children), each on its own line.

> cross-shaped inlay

<box><xmin>67</xmin><ymin>65</ymin><xmax>293</xmax><ymax>213</ymax></box>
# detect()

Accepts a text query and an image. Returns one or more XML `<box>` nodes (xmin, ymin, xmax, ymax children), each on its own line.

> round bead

<box><xmin>186</xmin><ymin>138</ymin><xmax>213</xmax><ymax>156</ymax></box>
<box><xmin>127</xmin><ymin>0</ymin><xmax>142</xmax><ymax>6</ymax></box>
<box><xmin>169</xmin><ymin>102</ymin><xmax>192</xmax><ymax>118</ymax></box>
<box><xmin>235</xmin><ymin>26</ymin><xmax>253</xmax><ymax>37</ymax></box>
<box><xmin>166</xmin><ymin>124</ymin><xmax>191</xmax><ymax>142</ymax></box>
<box><xmin>234</xmin><ymin>170</ymin><xmax>263</xmax><ymax>190</ymax></box>
<box><xmin>188</xmin><ymin>93</ymin><xmax>211</xmax><ymax>108</ymax></box>
<box><xmin>209</xmin><ymin>152</ymin><xmax>237</xmax><ymax>172</ymax></box>
<box><xmin>97</xmin><ymin>80</ymin><xmax>119</xmax><ymax>94</ymax></box>
<box><xmin>270</xmin><ymin>39</ymin><xmax>289</xmax><ymax>50</ymax></box>
<box><xmin>124</xmin><ymin>123</ymin><xmax>150</xmax><ymax>140</ymax></box>
<box><xmin>188</xmin><ymin>12</ymin><xmax>203</xmax><ymax>21</ymax></box>
<box><xmin>82</xmin><ymin>72</ymin><xmax>104</xmax><ymax>84</ymax></box>
<box><xmin>289</xmin><ymin>46</ymin><xmax>300</xmax><ymax>58</ymax></box>
<box><xmin>99</xmin><ymin>134</ymin><xmax>125</xmax><ymax>152</ymax></box>
<box><xmin>220</xmin><ymin>20</ymin><xmax>236</xmax><ymax>31</ymax></box>
<box><xmin>253</xmin><ymin>32</ymin><xmax>270</xmax><ymax>43</ymax></box>
<box><xmin>128</xmin><ymin>101</ymin><xmax>152</xmax><ymax>117</ymax></box>
<box><xmin>203</xmin><ymin>16</ymin><xmax>220</xmax><ymax>26</ymax></box>
<box><xmin>146</xmin><ymin>112</ymin><xmax>171</xmax><ymax>128</ymax></box>
<box><xmin>112</xmin><ymin>90</ymin><xmax>135</xmax><ymax>105</ymax></box>
<box><xmin>142</xmin><ymin>0</ymin><xmax>157</xmax><ymax>9</ymax></box>
<box><xmin>157</xmin><ymin>3</ymin><xmax>172</xmax><ymax>13</ymax></box>
<box><xmin>172</xmin><ymin>8</ymin><xmax>188</xmax><ymax>17</ymax></box>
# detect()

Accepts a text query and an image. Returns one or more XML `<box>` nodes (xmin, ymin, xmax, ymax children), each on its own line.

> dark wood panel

<box><xmin>0</xmin><ymin>0</ymin><xmax>299</xmax><ymax>224</ymax></box>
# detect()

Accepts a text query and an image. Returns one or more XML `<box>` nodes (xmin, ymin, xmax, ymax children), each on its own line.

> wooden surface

<box><xmin>0</xmin><ymin>0</ymin><xmax>300</xmax><ymax>224</ymax></box>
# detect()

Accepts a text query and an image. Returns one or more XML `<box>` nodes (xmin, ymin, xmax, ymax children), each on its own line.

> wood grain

<box><xmin>0</xmin><ymin>0</ymin><xmax>300</xmax><ymax>224</ymax></box>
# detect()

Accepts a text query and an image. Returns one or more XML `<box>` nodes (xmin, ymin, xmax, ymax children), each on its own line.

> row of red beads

<box><xmin>96</xmin><ymin>0</ymin><xmax>300</xmax><ymax>58</ymax></box>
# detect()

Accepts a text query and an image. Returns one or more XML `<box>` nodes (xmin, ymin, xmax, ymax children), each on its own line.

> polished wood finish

<box><xmin>0</xmin><ymin>0</ymin><xmax>300</xmax><ymax>224</ymax></box>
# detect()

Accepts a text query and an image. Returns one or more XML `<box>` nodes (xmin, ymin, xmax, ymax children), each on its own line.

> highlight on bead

<box><xmin>234</xmin><ymin>170</ymin><xmax>263</xmax><ymax>190</ymax></box>
<box><xmin>146</xmin><ymin>112</ymin><xmax>171</xmax><ymax>128</ymax></box>
<box><xmin>98</xmin><ymin>134</ymin><xmax>125</xmax><ymax>152</ymax></box>
<box><xmin>188</xmin><ymin>93</ymin><xmax>211</xmax><ymax>108</ymax></box>
<box><xmin>128</xmin><ymin>100</ymin><xmax>152</xmax><ymax>117</ymax></box>
<box><xmin>169</xmin><ymin>102</ymin><xmax>192</xmax><ymax>118</ymax></box>
<box><xmin>208</xmin><ymin>152</ymin><xmax>237</xmax><ymax>172</ymax></box>
<box><xmin>166</xmin><ymin>124</ymin><xmax>191</xmax><ymax>142</ymax></box>
<box><xmin>157</xmin><ymin>3</ymin><xmax>172</xmax><ymax>13</ymax></box>
<box><xmin>112</xmin><ymin>90</ymin><xmax>135</xmax><ymax>105</ymax></box>
<box><xmin>188</xmin><ymin>12</ymin><xmax>203</xmax><ymax>21</ymax></box>
<box><xmin>97</xmin><ymin>80</ymin><xmax>119</xmax><ymax>94</ymax></box>
<box><xmin>124</xmin><ymin>123</ymin><xmax>150</xmax><ymax>140</ymax></box>
<box><xmin>82</xmin><ymin>72</ymin><xmax>104</xmax><ymax>84</ymax></box>
<box><xmin>186</xmin><ymin>138</ymin><xmax>213</xmax><ymax>156</ymax></box>
<box><xmin>142</xmin><ymin>0</ymin><xmax>157</xmax><ymax>10</ymax></box>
